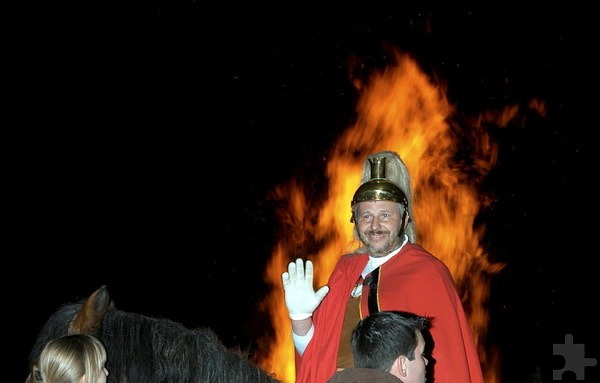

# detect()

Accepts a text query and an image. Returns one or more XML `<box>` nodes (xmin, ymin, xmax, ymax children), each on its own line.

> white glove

<box><xmin>281</xmin><ymin>258</ymin><xmax>330</xmax><ymax>320</ymax></box>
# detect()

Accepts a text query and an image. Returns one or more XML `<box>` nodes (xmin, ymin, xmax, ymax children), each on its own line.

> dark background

<box><xmin>11</xmin><ymin>4</ymin><xmax>598</xmax><ymax>382</ymax></box>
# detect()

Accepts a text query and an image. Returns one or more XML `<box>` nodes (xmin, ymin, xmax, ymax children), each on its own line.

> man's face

<box><xmin>404</xmin><ymin>331</ymin><xmax>428</xmax><ymax>383</ymax></box>
<box><xmin>355</xmin><ymin>200</ymin><xmax>403</xmax><ymax>256</ymax></box>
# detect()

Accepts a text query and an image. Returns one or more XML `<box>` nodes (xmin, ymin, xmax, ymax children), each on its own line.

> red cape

<box><xmin>295</xmin><ymin>242</ymin><xmax>484</xmax><ymax>383</ymax></box>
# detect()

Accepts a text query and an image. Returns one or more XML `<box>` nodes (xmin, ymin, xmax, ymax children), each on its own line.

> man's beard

<box><xmin>361</xmin><ymin>230</ymin><xmax>401</xmax><ymax>256</ymax></box>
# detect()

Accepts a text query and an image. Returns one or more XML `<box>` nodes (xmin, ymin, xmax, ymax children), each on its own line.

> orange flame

<box><xmin>257</xmin><ymin>50</ymin><xmax>529</xmax><ymax>383</ymax></box>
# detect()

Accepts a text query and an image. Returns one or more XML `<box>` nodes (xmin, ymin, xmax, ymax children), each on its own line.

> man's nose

<box><xmin>370</xmin><ymin>217</ymin><xmax>382</xmax><ymax>228</ymax></box>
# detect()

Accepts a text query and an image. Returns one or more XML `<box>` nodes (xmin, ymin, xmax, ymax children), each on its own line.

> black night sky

<box><xmin>13</xmin><ymin>4</ymin><xmax>598</xmax><ymax>382</ymax></box>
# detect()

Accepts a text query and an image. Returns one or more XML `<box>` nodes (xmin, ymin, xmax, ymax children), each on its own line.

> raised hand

<box><xmin>281</xmin><ymin>258</ymin><xmax>330</xmax><ymax>320</ymax></box>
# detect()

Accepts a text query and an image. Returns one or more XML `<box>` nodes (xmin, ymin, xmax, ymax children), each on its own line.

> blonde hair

<box><xmin>38</xmin><ymin>334</ymin><xmax>107</xmax><ymax>383</ymax></box>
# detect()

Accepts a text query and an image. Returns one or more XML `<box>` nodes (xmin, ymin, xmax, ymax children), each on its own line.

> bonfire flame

<box><xmin>257</xmin><ymin>51</ymin><xmax>523</xmax><ymax>383</ymax></box>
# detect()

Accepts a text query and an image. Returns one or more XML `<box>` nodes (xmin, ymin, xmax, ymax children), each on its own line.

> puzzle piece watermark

<box><xmin>553</xmin><ymin>334</ymin><xmax>597</xmax><ymax>381</ymax></box>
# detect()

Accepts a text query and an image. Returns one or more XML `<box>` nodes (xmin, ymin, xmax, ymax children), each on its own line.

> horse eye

<box><xmin>34</xmin><ymin>369</ymin><xmax>43</xmax><ymax>381</ymax></box>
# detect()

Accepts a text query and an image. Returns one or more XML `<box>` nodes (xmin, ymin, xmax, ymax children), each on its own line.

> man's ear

<box><xmin>394</xmin><ymin>355</ymin><xmax>408</xmax><ymax>378</ymax></box>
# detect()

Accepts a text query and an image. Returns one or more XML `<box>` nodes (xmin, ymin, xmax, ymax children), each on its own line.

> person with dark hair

<box><xmin>282</xmin><ymin>150</ymin><xmax>484</xmax><ymax>383</ymax></box>
<box><xmin>328</xmin><ymin>311</ymin><xmax>430</xmax><ymax>383</ymax></box>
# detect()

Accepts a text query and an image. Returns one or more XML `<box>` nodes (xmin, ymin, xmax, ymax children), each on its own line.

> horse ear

<box><xmin>69</xmin><ymin>285</ymin><xmax>112</xmax><ymax>334</ymax></box>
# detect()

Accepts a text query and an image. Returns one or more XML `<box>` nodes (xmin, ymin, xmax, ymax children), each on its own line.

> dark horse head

<box><xmin>26</xmin><ymin>285</ymin><xmax>281</xmax><ymax>383</ymax></box>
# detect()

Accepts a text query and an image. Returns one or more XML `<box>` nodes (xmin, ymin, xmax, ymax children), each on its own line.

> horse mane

<box><xmin>27</xmin><ymin>286</ymin><xmax>281</xmax><ymax>383</ymax></box>
<box><xmin>28</xmin><ymin>303</ymin><xmax>82</xmax><ymax>364</ymax></box>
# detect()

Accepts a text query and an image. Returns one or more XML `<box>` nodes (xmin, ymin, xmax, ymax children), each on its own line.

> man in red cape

<box><xmin>282</xmin><ymin>151</ymin><xmax>484</xmax><ymax>383</ymax></box>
